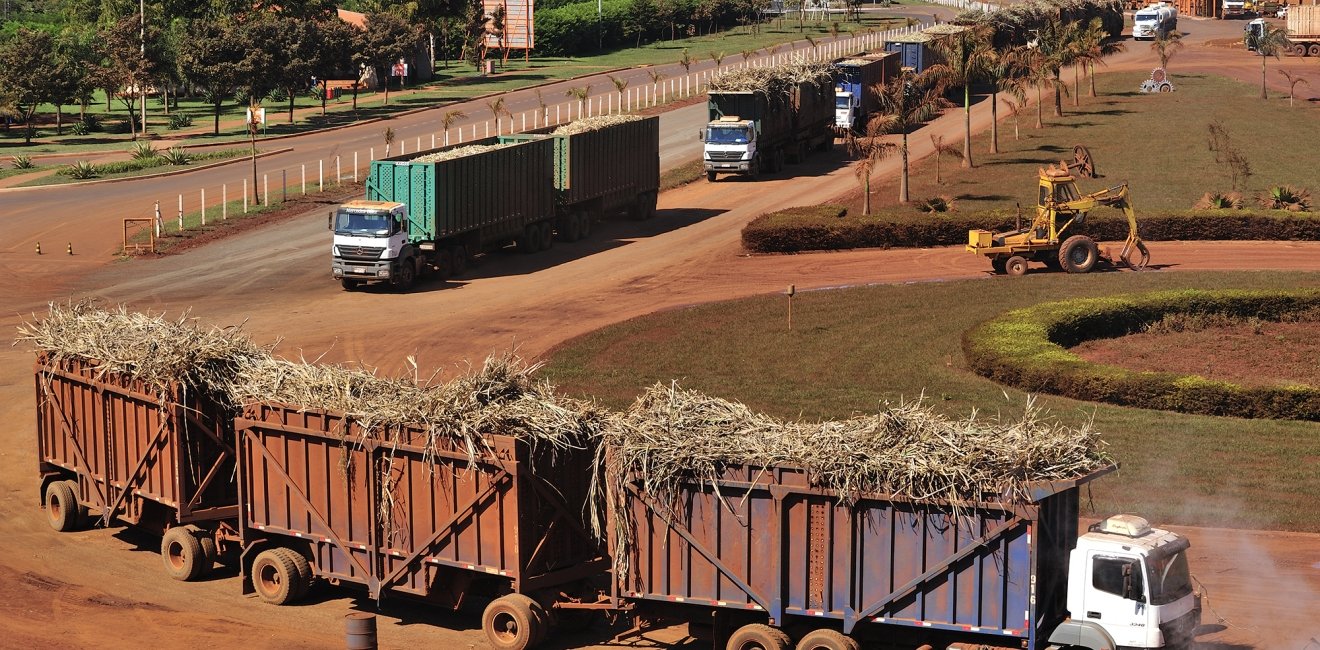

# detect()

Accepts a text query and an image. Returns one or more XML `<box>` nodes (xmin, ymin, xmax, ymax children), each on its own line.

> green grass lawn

<box><xmin>0</xmin><ymin>14</ymin><xmax>910</xmax><ymax>153</ymax></box>
<box><xmin>843</xmin><ymin>70</ymin><xmax>1320</xmax><ymax>218</ymax></box>
<box><xmin>543</xmin><ymin>270</ymin><xmax>1320</xmax><ymax>532</ymax></box>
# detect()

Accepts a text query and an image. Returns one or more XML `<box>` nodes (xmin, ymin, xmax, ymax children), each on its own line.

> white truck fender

<box><xmin>1047</xmin><ymin>619</ymin><xmax>1118</xmax><ymax>650</ymax></box>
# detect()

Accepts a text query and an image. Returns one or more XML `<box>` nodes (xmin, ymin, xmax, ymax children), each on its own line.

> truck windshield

<box><xmin>335</xmin><ymin>209</ymin><xmax>395</xmax><ymax>237</ymax></box>
<box><xmin>707</xmin><ymin>127</ymin><xmax>751</xmax><ymax>145</ymax></box>
<box><xmin>1135</xmin><ymin>13</ymin><xmax>1154</xmax><ymax>21</ymax></box>
<box><xmin>836</xmin><ymin>95</ymin><xmax>851</xmax><ymax>109</ymax></box>
<box><xmin>1146</xmin><ymin>549</ymin><xmax>1193</xmax><ymax>605</ymax></box>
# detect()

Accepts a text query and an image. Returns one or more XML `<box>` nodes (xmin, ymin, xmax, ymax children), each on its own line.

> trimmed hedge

<box><xmin>962</xmin><ymin>289</ymin><xmax>1320</xmax><ymax>420</ymax></box>
<box><xmin>741</xmin><ymin>206</ymin><xmax>1320</xmax><ymax>253</ymax></box>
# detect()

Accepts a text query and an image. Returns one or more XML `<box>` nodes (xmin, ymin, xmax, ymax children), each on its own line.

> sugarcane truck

<box><xmin>331</xmin><ymin>116</ymin><xmax>660</xmax><ymax>291</ymax></box>
<box><xmin>831</xmin><ymin>54</ymin><xmax>894</xmax><ymax>133</ymax></box>
<box><xmin>702</xmin><ymin>79</ymin><xmax>834</xmax><ymax>182</ymax></box>
<box><xmin>1249</xmin><ymin>5</ymin><xmax>1320</xmax><ymax>56</ymax></box>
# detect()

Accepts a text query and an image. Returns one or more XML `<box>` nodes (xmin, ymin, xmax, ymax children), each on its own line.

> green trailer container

<box><xmin>499</xmin><ymin>116</ymin><xmax>660</xmax><ymax>240</ymax></box>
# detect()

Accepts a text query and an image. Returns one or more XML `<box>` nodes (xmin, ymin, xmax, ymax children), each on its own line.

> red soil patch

<box><xmin>1072</xmin><ymin>321</ymin><xmax>1320</xmax><ymax>387</ymax></box>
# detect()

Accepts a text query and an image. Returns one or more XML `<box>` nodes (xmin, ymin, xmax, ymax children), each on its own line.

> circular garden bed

<box><xmin>962</xmin><ymin>289</ymin><xmax>1320</xmax><ymax>420</ymax></box>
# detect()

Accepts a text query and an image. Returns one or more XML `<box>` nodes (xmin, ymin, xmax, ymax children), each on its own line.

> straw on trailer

<box><xmin>552</xmin><ymin>114</ymin><xmax>645</xmax><ymax>136</ymax></box>
<box><xmin>706</xmin><ymin>57</ymin><xmax>834</xmax><ymax>100</ymax></box>
<box><xmin>409</xmin><ymin>142</ymin><xmax>514</xmax><ymax>164</ymax></box>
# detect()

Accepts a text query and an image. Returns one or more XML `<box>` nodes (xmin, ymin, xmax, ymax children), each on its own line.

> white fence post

<box><xmin>243</xmin><ymin>179</ymin><xmax>248</xmax><ymax>213</ymax></box>
<box><xmin>200</xmin><ymin>188</ymin><xmax>206</xmax><ymax>226</ymax></box>
<box><xmin>319</xmin><ymin>159</ymin><xmax>324</xmax><ymax>192</ymax></box>
<box><xmin>263</xmin><ymin>174</ymin><xmax>268</xmax><ymax>207</ymax></box>
<box><xmin>354</xmin><ymin>152</ymin><xmax>359</xmax><ymax>182</ymax></box>
<box><xmin>336</xmin><ymin>156</ymin><xmax>341</xmax><ymax>184</ymax></box>
<box><xmin>177</xmin><ymin>194</ymin><xmax>183</xmax><ymax>231</ymax></box>
<box><xmin>301</xmin><ymin>164</ymin><xmax>306</xmax><ymax>195</ymax></box>
<box><xmin>222</xmin><ymin>184</ymin><xmax>227</xmax><ymax>221</ymax></box>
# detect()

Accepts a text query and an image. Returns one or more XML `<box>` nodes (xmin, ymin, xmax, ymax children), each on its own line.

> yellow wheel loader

<box><xmin>966</xmin><ymin>161</ymin><xmax>1150</xmax><ymax>276</ymax></box>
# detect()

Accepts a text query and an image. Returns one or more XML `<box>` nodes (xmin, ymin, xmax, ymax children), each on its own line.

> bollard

<box><xmin>344</xmin><ymin>612</ymin><xmax>377</xmax><ymax>650</ymax></box>
<box><xmin>35</xmin><ymin>242</ymin><xmax>41</xmax><ymax>255</ymax></box>
<box><xmin>66</xmin><ymin>242</ymin><xmax>73</xmax><ymax>255</ymax></box>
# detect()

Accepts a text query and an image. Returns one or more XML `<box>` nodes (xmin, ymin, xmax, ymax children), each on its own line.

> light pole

<box><xmin>597</xmin><ymin>0</ymin><xmax>602</xmax><ymax>50</ymax></box>
<box><xmin>140</xmin><ymin>0</ymin><xmax>147</xmax><ymax>137</ymax></box>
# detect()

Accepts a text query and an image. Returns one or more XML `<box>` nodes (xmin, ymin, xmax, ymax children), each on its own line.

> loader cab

<box><xmin>1036</xmin><ymin>168</ymin><xmax>1082</xmax><ymax>240</ymax></box>
<box><xmin>1065</xmin><ymin>515</ymin><xmax>1201</xmax><ymax>649</ymax></box>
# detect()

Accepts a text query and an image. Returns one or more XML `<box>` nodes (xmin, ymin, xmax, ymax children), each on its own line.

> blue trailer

<box><xmin>603</xmin><ymin>462</ymin><xmax>1201</xmax><ymax>650</ymax></box>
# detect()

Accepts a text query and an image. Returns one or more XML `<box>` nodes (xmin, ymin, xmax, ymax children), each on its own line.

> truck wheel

<box><xmin>161</xmin><ymin>525</ymin><xmax>210</xmax><ymax>581</ymax></box>
<box><xmin>816</xmin><ymin>138</ymin><xmax>833</xmax><ymax>153</ymax></box>
<box><xmin>727</xmin><ymin>623</ymin><xmax>790</xmax><ymax>650</ymax></box>
<box><xmin>448</xmin><ymin>246</ymin><xmax>468</xmax><ymax>275</ymax></box>
<box><xmin>579</xmin><ymin>213</ymin><xmax>593</xmax><ymax>239</ymax></box>
<box><xmin>394</xmin><ymin>258</ymin><xmax>416</xmax><ymax>289</ymax></box>
<box><xmin>45</xmin><ymin>480</ymin><xmax>80</xmax><ymax>532</ymax></box>
<box><xmin>482</xmin><ymin>594</ymin><xmax>545</xmax><ymax>650</ymax></box>
<box><xmin>707</xmin><ymin>171</ymin><xmax>718</xmax><ymax>182</ymax></box>
<box><xmin>1005</xmin><ymin>255</ymin><xmax>1029</xmax><ymax>277</ymax></box>
<box><xmin>795</xmin><ymin>629</ymin><xmax>859</xmax><ymax>650</ymax></box>
<box><xmin>340</xmin><ymin>279</ymin><xmax>359</xmax><ymax>291</ymax></box>
<box><xmin>278</xmin><ymin>548</ymin><xmax>314</xmax><ymax>600</ymax></box>
<box><xmin>251</xmin><ymin>548</ymin><xmax>306</xmax><ymax>605</ymax></box>
<box><xmin>517</xmin><ymin>225</ymin><xmax>539</xmax><ymax>253</ymax></box>
<box><xmin>1310</xmin><ymin>44</ymin><xmax>1320</xmax><ymax>57</ymax></box>
<box><xmin>538</xmin><ymin>222</ymin><xmax>554</xmax><ymax>251</ymax></box>
<box><xmin>1058</xmin><ymin>235</ymin><xmax>1099</xmax><ymax>273</ymax></box>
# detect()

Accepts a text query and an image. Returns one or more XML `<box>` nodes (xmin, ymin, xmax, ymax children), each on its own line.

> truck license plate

<box><xmin>353</xmin><ymin>267</ymin><xmax>366</xmax><ymax>274</ymax></box>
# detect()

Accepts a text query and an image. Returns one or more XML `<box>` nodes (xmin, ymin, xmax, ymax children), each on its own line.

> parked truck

<box><xmin>702</xmin><ymin>80</ymin><xmax>834</xmax><ymax>182</ymax></box>
<box><xmin>1263</xmin><ymin>5</ymin><xmax>1320</xmax><ymax>56</ymax></box>
<box><xmin>36</xmin><ymin>354</ymin><xmax>239</xmax><ymax>582</ymax></box>
<box><xmin>601</xmin><ymin>462</ymin><xmax>1200</xmax><ymax>650</ymax></box>
<box><xmin>331</xmin><ymin>115</ymin><xmax>660</xmax><ymax>291</ymax></box>
<box><xmin>1132</xmin><ymin>2</ymin><xmax>1178</xmax><ymax>39</ymax></box>
<box><xmin>831</xmin><ymin>52</ymin><xmax>899</xmax><ymax>133</ymax></box>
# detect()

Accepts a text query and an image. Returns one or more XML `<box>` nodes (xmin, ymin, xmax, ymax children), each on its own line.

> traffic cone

<box><xmin>35</xmin><ymin>242</ymin><xmax>41</xmax><ymax>255</ymax></box>
<box><xmin>66</xmin><ymin>242</ymin><xmax>73</xmax><ymax>255</ymax></box>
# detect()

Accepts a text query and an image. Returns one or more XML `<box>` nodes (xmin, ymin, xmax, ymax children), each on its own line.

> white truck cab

<box><xmin>835</xmin><ymin>90</ymin><xmax>856</xmax><ymax>130</ymax></box>
<box><xmin>1063</xmin><ymin>515</ymin><xmax>1201</xmax><ymax>648</ymax></box>
<box><xmin>702</xmin><ymin>117</ymin><xmax>758</xmax><ymax>178</ymax></box>
<box><xmin>330</xmin><ymin>200</ymin><xmax>411</xmax><ymax>287</ymax></box>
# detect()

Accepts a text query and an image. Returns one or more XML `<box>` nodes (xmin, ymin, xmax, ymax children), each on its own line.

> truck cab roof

<box><xmin>341</xmin><ymin>200</ymin><xmax>402</xmax><ymax>210</ymax></box>
<box><xmin>1080</xmin><ymin>514</ymin><xmax>1188</xmax><ymax>556</ymax></box>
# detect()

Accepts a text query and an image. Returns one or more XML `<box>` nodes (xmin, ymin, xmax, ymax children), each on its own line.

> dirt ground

<box><xmin>1075</xmin><ymin>320</ymin><xmax>1320</xmax><ymax>387</ymax></box>
<box><xmin>1</xmin><ymin>23</ymin><xmax>1319</xmax><ymax>650</ymax></box>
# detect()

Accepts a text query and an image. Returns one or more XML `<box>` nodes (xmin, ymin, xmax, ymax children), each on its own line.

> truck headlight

<box><xmin>332</xmin><ymin>245</ymin><xmax>341</xmax><ymax>256</ymax></box>
<box><xmin>742</xmin><ymin>151</ymin><xmax>753</xmax><ymax>161</ymax></box>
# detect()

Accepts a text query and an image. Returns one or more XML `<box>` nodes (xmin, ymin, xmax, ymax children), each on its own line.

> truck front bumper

<box><xmin>332</xmin><ymin>258</ymin><xmax>392</xmax><ymax>280</ymax></box>
<box><xmin>705</xmin><ymin>161</ymin><xmax>751</xmax><ymax>173</ymax></box>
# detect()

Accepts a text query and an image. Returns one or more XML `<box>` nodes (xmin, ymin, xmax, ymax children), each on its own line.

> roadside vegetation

<box><xmin>543</xmin><ymin>270</ymin><xmax>1320</xmax><ymax>532</ymax></box>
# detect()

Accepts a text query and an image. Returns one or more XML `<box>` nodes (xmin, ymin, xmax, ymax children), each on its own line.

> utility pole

<box><xmin>140</xmin><ymin>0</ymin><xmax>147</xmax><ymax>138</ymax></box>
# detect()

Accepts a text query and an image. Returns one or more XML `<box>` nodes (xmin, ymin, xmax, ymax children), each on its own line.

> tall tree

<box><xmin>48</xmin><ymin>30</ymin><xmax>90</xmax><ymax>136</ymax></box>
<box><xmin>177</xmin><ymin>19</ymin><xmax>249</xmax><ymax>134</ymax></box>
<box><xmin>983</xmin><ymin>46</ymin><xmax>1028</xmax><ymax>155</ymax></box>
<box><xmin>1013</xmin><ymin>43</ymin><xmax>1056</xmax><ymax>129</ymax></box>
<box><xmin>312</xmin><ymin>16</ymin><xmax>359</xmax><ymax>115</ymax></box>
<box><xmin>1073</xmin><ymin>17</ymin><xmax>1124</xmax><ymax>99</ymax></box>
<box><xmin>358</xmin><ymin>12</ymin><xmax>421</xmax><ymax>105</ymax></box>
<box><xmin>1032</xmin><ymin>15</ymin><xmax>1082</xmax><ymax>118</ymax></box>
<box><xmin>928</xmin><ymin>24</ymin><xmax>992</xmax><ymax>168</ymax></box>
<box><xmin>0</xmin><ymin>28</ymin><xmax>57</xmax><ymax>144</ymax></box>
<box><xmin>1246</xmin><ymin>23</ymin><xmax>1291</xmax><ymax>100</ymax></box>
<box><xmin>871</xmin><ymin>69</ymin><xmax>947</xmax><ymax>204</ymax></box>
<box><xmin>845</xmin><ymin>114</ymin><xmax>896</xmax><ymax>216</ymax></box>
<box><xmin>98</xmin><ymin>15</ymin><xmax>163</xmax><ymax>139</ymax></box>
<box><xmin>1150</xmin><ymin>30</ymin><xmax>1184</xmax><ymax>71</ymax></box>
<box><xmin>259</xmin><ymin>15</ymin><xmax>320</xmax><ymax>123</ymax></box>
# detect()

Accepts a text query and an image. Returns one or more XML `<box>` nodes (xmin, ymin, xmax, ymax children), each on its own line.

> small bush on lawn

<box><xmin>742</xmin><ymin>206</ymin><xmax>1320</xmax><ymax>253</ymax></box>
<box><xmin>12</xmin><ymin>155</ymin><xmax>35</xmax><ymax>169</ymax></box>
<box><xmin>66</xmin><ymin>161</ymin><xmax>97</xmax><ymax>179</ymax></box>
<box><xmin>961</xmin><ymin>289</ymin><xmax>1320</xmax><ymax>420</ymax></box>
<box><xmin>130</xmin><ymin>141</ymin><xmax>157</xmax><ymax>160</ymax></box>
<box><xmin>168</xmin><ymin>113</ymin><xmax>193</xmax><ymax>130</ymax></box>
<box><xmin>161</xmin><ymin>147</ymin><xmax>191</xmax><ymax>165</ymax></box>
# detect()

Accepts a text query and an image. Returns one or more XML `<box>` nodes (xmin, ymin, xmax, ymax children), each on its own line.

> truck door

<box><xmin>1083</xmin><ymin>553</ymin><xmax>1152</xmax><ymax>647</ymax></box>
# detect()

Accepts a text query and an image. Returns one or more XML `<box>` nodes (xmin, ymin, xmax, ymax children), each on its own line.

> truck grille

<box><xmin>337</xmin><ymin>245</ymin><xmax>384</xmax><ymax>262</ymax></box>
<box><xmin>708</xmin><ymin>151</ymin><xmax>744</xmax><ymax>162</ymax></box>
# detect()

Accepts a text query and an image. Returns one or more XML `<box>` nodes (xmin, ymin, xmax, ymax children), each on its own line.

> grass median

<box><xmin>543</xmin><ymin>269</ymin><xmax>1320</xmax><ymax>532</ymax></box>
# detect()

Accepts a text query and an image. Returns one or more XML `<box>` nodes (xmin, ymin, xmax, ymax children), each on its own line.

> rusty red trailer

<box><xmin>234</xmin><ymin>403</ymin><xmax>607</xmax><ymax>645</ymax></box>
<box><xmin>605</xmin><ymin>460</ymin><xmax>1115</xmax><ymax>650</ymax></box>
<box><xmin>35</xmin><ymin>354</ymin><xmax>239</xmax><ymax>581</ymax></box>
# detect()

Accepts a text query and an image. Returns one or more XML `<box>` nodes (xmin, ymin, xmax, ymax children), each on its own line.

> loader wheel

<box><xmin>45</xmin><ymin>480</ymin><xmax>80</xmax><ymax>532</ymax></box>
<box><xmin>727</xmin><ymin>623</ymin><xmax>791</xmax><ymax>650</ymax></box>
<box><xmin>707</xmin><ymin>171</ymin><xmax>718</xmax><ymax>182</ymax></box>
<box><xmin>795</xmin><ymin>628</ymin><xmax>860</xmax><ymax>650</ymax></box>
<box><xmin>483</xmin><ymin>594</ymin><xmax>546</xmax><ymax>650</ymax></box>
<box><xmin>161</xmin><ymin>525</ymin><xmax>210</xmax><ymax>581</ymax></box>
<box><xmin>990</xmin><ymin>257</ymin><xmax>1007</xmax><ymax>275</ymax></box>
<box><xmin>1059</xmin><ymin>236</ymin><xmax>1099</xmax><ymax>273</ymax></box>
<box><xmin>1005</xmin><ymin>255</ymin><xmax>1029</xmax><ymax>277</ymax></box>
<box><xmin>251</xmin><ymin>548</ymin><xmax>307</xmax><ymax>606</ymax></box>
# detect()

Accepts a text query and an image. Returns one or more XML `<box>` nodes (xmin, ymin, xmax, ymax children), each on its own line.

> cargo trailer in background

<box><xmin>35</xmin><ymin>355</ymin><xmax>239</xmax><ymax>582</ymax></box>
<box><xmin>831</xmin><ymin>52</ymin><xmax>900</xmax><ymax>133</ymax></box>
<box><xmin>702</xmin><ymin>79</ymin><xmax>834</xmax><ymax>182</ymax></box>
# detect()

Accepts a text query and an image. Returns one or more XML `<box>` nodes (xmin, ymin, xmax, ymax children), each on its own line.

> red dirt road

<box><xmin>1</xmin><ymin>21</ymin><xmax>1319</xmax><ymax>649</ymax></box>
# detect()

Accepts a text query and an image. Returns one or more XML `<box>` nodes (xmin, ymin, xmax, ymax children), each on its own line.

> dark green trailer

<box><xmin>331</xmin><ymin>137</ymin><xmax>556</xmax><ymax>290</ymax></box>
<box><xmin>499</xmin><ymin>115</ymin><xmax>660</xmax><ymax>242</ymax></box>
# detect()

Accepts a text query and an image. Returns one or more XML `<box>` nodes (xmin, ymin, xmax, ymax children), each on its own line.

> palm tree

<box><xmin>1032</xmin><ymin>16</ymin><xmax>1083</xmax><ymax>117</ymax></box>
<box><xmin>1150</xmin><ymin>30</ymin><xmax>1184</xmax><ymax>71</ymax></box>
<box><xmin>1278</xmin><ymin>69</ymin><xmax>1310</xmax><ymax>107</ymax></box>
<box><xmin>1073</xmin><ymin>18</ymin><xmax>1124</xmax><ymax>101</ymax></box>
<box><xmin>985</xmin><ymin>48</ymin><xmax>1029</xmax><ymax>154</ymax></box>
<box><xmin>1247</xmin><ymin>24</ymin><xmax>1291</xmax><ymax>99</ymax></box>
<box><xmin>928</xmin><ymin>24</ymin><xmax>993</xmax><ymax>168</ymax></box>
<box><xmin>442</xmin><ymin>109</ymin><xmax>466</xmax><ymax>135</ymax></box>
<box><xmin>1012</xmin><ymin>43</ymin><xmax>1059</xmax><ymax>129</ymax></box>
<box><xmin>646</xmin><ymin>69</ymin><xmax>665</xmax><ymax>107</ymax></box>
<box><xmin>487</xmin><ymin>97</ymin><xmax>510</xmax><ymax>133</ymax></box>
<box><xmin>871</xmin><ymin>69</ymin><xmax>947</xmax><ymax>203</ymax></box>
<box><xmin>609</xmin><ymin>74</ymin><xmax>629</xmax><ymax>108</ymax></box>
<box><xmin>566</xmin><ymin>85</ymin><xmax>591</xmax><ymax>117</ymax></box>
<box><xmin>845</xmin><ymin>115</ymin><xmax>896</xmax><ymax>215</ymax></box>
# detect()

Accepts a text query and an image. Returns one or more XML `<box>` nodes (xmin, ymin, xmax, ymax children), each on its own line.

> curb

<box><xmin>0</xmin><ymin>147</ymin><xmax>294</xmax><ymax>194</ymax></box>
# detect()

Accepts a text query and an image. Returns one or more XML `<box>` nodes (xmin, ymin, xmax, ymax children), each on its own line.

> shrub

<box><xmin>1193</xmin><ymin>191</ymin><xmax>1243</xmax><ymax>210</ymax></box>
<box><xmin>168</xmin><ymin>113</ymin><xmax>193</xmax><ymax>130</ymax></box>
<box><xmin>70</xmin><ymin>121</ymin><xmax>90</xmax><ymax>136</ymax></box>
<box><xmin>741</xmin><ymin>206</ymin><xmax>1320</xmax><ymax>253</ymax></box>
<box><xmin>961</xmin><ymin>289</ymin><xmax>1320</xmax><ymax>421</ymax></box>
<box><xmin>916</xmin><ymin>196</ymin><xmax>957</xmax><ymax>213</ymax></box>
<box><xmin>12</xmin><ymin>155</ymin><xmax>35</xmax><ymax>169</ymax></box>
<box><xmin>66</xmin><ymin>161</ymin><xmax>98</xmax><ymax>179</ymax></box>
<box><xmin>268</xmin><ymin>87</ymin><xmax>288</xmax><ymax>103</ymax></box>
<box><xmin>95</xmin><ymin>158</ymin><xmax>162</xmax><ymax>174</ymax></box>
<box><xmin>1259</xmin><ymin>185</ymin><xmax>1311</xmax><ymax>212</ymax></box>
<box><xmin>130</xmin><ymin>141</ymin><xmax>158</xmax><ymax>160</ymax></box>
<box><xmin>161</xmin><ymin>147</ymin><xmax>191</xmax><ymax>165</ymax></box>
<box><xmin>80</xmin><ymin>115</ymin><xmax>101</xmax><ymax>132</ymax></box>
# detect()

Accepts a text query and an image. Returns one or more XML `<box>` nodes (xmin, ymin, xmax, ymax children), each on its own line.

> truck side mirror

<box><xmin>1121</xmin><ymin>562</ymin><xmax>1146</xmax><ymax>603</ymax></box>
<box><xmin>697</xmin><ymin>130</ymin><xmax>704</xmax><ymax>142</ymax></box>
<box><xmin>327</xmin><ymin>211</ymin><xmax>333</xmax><ymax>230</ymax></box>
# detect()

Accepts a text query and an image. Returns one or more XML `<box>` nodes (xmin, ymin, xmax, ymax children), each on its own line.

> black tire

<box><xmin>186</xmin><ymin>525</ymin><xmax>219</xmax><ymax>567</ymax></box>
<box><xmin>393</xmin><ymin>258</ymin><xmax>416</xmax><ymax>289</ymax></box>
<box><xmin>1005</xmin><ymin>255</ymin><xmax>1029</xmax><ymax>277</ymax></box>
<box><xmin>816</xmin><ymin>137</ymin><xmax>833</xmax><ymax>153</ymax></box>
<box><xmin>795</xmin><ymin>629</ymin><xmax>859</xmax><ymax>650</ymax></box>
<box><xmin>1043</xmin><ymin>254</ymin><xmax>1063</xmax><ymax>271</ymax></box>
<box><xmin>990</xmin><ymin>257</ymin><xmax>1007</xmax><ymax>275</ymax></box>
<box><xmin>482</xmin><ymin>594</ymin><xmax>545</xmax><ymax>650</ymax></box>
<box><xmin>727</xmin><ymin>623</ymin><xmax>791</xmax><ymax>650</ymax></box>
<box><xmin>161</xmin><ymin>525</ymin><xmax>209</xmax><ymax>581</ymax></box>
<box><xmin>636</xmin><ymin>191</ymin><xmax>658</xmax><ymax>220</ymax></box>
<box><xmin>448</xmin><ymin>245</ymin><xmax>468</xmax><ymax>276</ymax></box>
<box><xmin>251</xmin><ymin>548</ymin><xmax>303</xmax><ymax>605</ymax></box>
<box><xmin>340</xmin><ymin>278</ymin><xmax>359</xmax><ymax>291</ymax></box>
<box><xmin>579</xmin><ymin>212</ymin><xmax>593</xmax><ymax>239</ymax></box>
<box><xmin>277</xmin><ymin>548</ymin><xmax>314</xmax><ymax>600</ymax></box>
<box><xmin>45</xmin><ymin>480</ymin><xmax>80</xmax><ymax>532</ymax></box>
<box><xmin>1058</xmin><ymin>235</ymin><xmax>1099</xmax><ymax>273</ymax></box>
<box><xmin>1310</xmin><ymin>43</ymin><xmax>1320</xmax><ymax>57</ymax></box>
<box><xmin>517</xmin><ymin>225</ymin><xmax>539</xmax><ymax>254</ymax></box>
<box><xmin>433</xmin><ymin>248</ymin><xmax>454</xmax><ymax>280</ymax></box>
<box><xmin>706</xmin><ymin>171</ymin><xmax>718</xmax><ymax>182</ymax></box>
<box><xmin>559</xmin><ymin>215</ymin><xmax>580</xmax><ymax>241</ymax></box>
<box><xmin>538</xmin><ymin>222</ymin><xmax>554</xmax><ymax>251</ymax></box>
